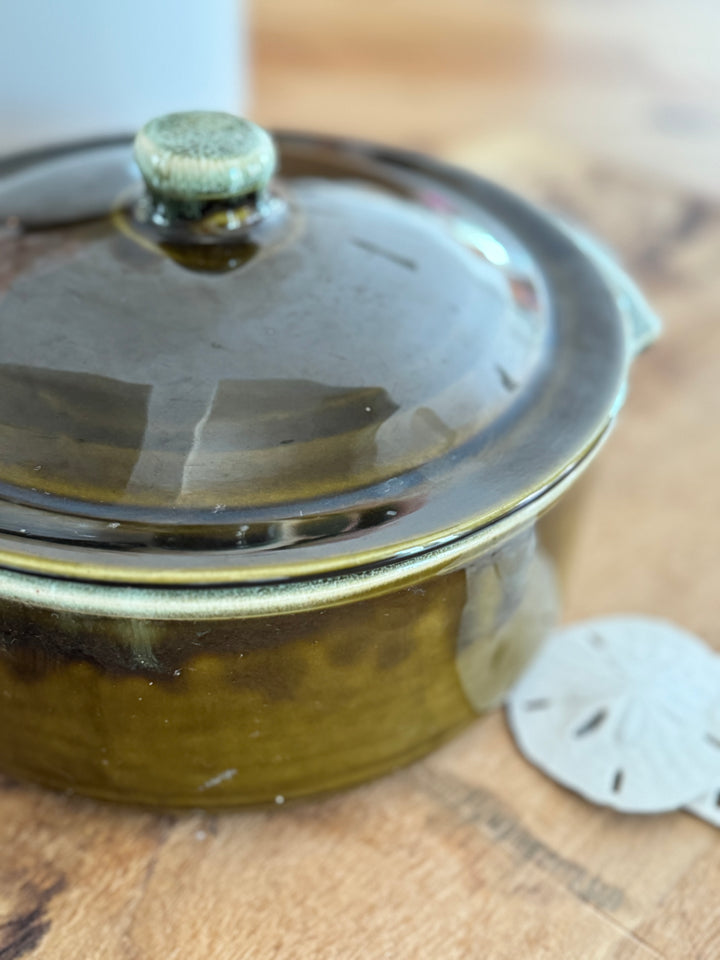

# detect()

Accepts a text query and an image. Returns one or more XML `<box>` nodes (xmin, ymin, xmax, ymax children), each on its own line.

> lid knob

<box><xmin>134</xmin><ymin>111</ymin><xmax>277</xmax><ymax>210</ymax></box>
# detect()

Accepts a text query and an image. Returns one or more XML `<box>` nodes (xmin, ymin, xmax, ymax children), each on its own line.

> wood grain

<box><xmin>254</xmin><ymin>0</ymin><xmax>720</xmax><ymax>200</ymax></box>
<box><xmin>3</xmin><ymin>2</ymin><xmax>720</xmax><ymax>957</ymax></box>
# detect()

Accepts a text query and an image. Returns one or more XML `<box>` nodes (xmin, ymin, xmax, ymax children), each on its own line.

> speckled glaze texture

<box><xmin>134</xmin><ymin>111</ymin><xmax>277</xmax><ymax>203</ymax></box>
<box><xmin>0</xmin><ymin>122</ymin><xmax>656</xmax><ymax>805</ymax></box>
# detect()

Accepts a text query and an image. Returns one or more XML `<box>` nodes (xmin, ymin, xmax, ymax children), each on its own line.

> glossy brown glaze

<box><xmin>0</xmin><ymin>134</ymin><xmax>628</xmax><ymax>585</ymax></box>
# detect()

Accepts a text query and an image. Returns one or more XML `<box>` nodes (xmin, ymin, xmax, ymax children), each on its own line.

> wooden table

<box><xmin>3</xmin><ymin>2</ymin><xmax>719</xmax><ymax>957</ymax></box>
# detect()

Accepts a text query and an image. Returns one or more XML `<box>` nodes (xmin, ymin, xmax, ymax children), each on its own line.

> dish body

<box><xmin>0</xmin><ymin>493</ymin><xmax>573</xmax><ymax>806</ymax></box>
<box><xmin>0</xmin><ymin>117</ymin><xmax>659</xmax><ymax>805</ymax></box>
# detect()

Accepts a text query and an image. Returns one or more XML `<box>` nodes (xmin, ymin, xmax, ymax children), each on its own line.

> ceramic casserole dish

<box><xmin>0</xmin><ymin>112</ymin><xmax>659</xmax><ymax>805</ymax></box>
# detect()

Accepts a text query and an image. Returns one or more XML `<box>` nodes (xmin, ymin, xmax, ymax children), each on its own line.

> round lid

<box><xmin>0</xmin><ymin>112</ymin><xmax>630</xmax><ymax>586</ymax></box>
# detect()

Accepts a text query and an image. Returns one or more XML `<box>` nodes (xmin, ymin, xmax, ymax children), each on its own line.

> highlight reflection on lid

<box><xmin>0</xmin><ymin>115</ymin><xmax>629</xmax><ymax>584</ymax></box>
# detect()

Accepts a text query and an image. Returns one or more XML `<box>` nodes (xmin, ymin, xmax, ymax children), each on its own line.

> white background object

<box><xmin>686</xmin><ymin>790</ymin><xmax>720</xmax><ymax>828</ymax></box>
<box><xmin>686</xmin><ymin>703</ymin><xmax>720</xmax><ymax>827</ymax></box>
<box><xmin>0</xmin><ymin>0</ymin><xmax>246</xmax><ymax>156</ymax></box>
<box><xmin>507</xmin><ymin>617</ymin><xmax>720</xmax><ymax>814</ymax></box>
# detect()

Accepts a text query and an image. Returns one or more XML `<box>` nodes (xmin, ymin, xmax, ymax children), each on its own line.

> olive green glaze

<box><xmin>0</xmin><ymin>118</ymin><xmax>658</xmax><ymax>805</ymax></box>
<box><xmin>0</xmin><ymin>524</ymin><xmax>555</xmax><ymax>806</ymax></box>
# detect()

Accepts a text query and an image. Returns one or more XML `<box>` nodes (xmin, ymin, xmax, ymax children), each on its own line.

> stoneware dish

<box><xmin>0</xmin><ymin>112</ymin><xmax>659</xmax><ymax>806</ymax></box>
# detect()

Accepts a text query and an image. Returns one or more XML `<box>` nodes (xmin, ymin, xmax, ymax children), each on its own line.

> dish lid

<box><xmin>0</xmin><ymin>112</ymin><xmax>634</xmax><ymax>585</ymax></box>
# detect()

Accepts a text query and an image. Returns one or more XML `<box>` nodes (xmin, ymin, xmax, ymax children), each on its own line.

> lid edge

<box><xmin>0</xmin><ymin>420</ymin><xmax>611</xmax><ymax>599</ymax></box>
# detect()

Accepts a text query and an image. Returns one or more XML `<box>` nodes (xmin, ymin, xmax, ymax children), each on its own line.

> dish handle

<box><xmin>558</xmin><ymin>219</ymin><xmax>662</xmax><ymax>358</ymax></box>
